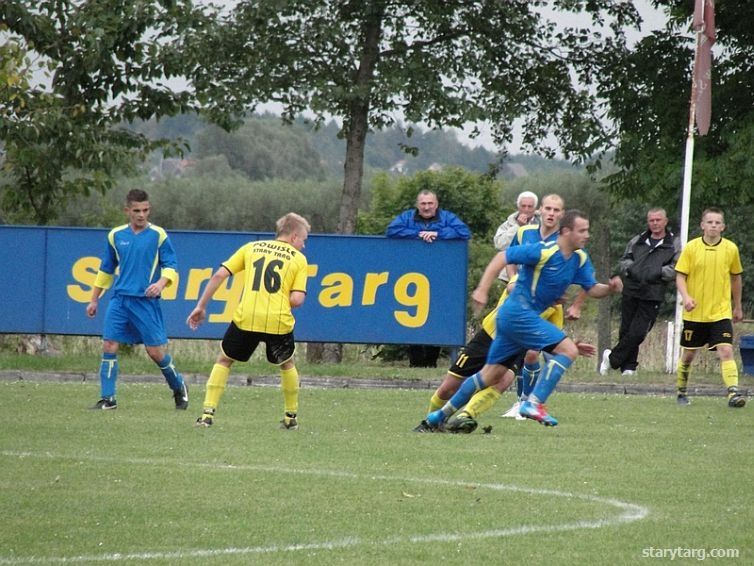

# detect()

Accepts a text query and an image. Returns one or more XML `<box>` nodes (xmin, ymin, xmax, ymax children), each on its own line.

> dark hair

<box><xmin>559</xmin><ymin>209</ymin><xmax>588</xmax><ymax>233</ymax></box>
<box><xmin>126</xmin><ymin>189</ymin><xmax>149</xmax><ymax>204</ymax></box>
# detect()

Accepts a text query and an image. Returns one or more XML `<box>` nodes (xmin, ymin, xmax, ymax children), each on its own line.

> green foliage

<box><xmin>145</xmin><ymin>174</ymin><xmax>343</xmax><ymax>234</ymax></box>
<box><xmin>0</xmin><ymin>0</ymin><xmax>200</xmax><ymax>224</ymax></box>
<box><xmin>194</xmin><ymin>118</ymin><xmax>326</xmax><ymax>182</ymax></box>
<box><xmin>594</xmin><ymin>1</ymin><xmax>754</xmax><ymax>309</ymax></box>
<box><xmin>184</xmin><ymin>0</ymin><xmax>641</xmax><ymax>233</ymax></box>
<box><xmin>357</xmin><ymin>167</ymin><xmax>504</xmax><ymax>239</ymax></box>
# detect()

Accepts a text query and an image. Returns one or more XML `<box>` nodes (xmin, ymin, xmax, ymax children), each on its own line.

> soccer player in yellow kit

<box><xmin>675</xmin><ymin>207</ymin><xmax>745</xmax><ymax>408</ymax></box>
<box><xmin>187</xmin><ymin>213</ymin><xmax>310</xmax><ymax>428</ymax></box>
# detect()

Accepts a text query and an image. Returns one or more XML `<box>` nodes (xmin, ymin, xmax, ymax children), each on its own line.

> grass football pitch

<box><xmin>1</xmin><ymin>380</ymin><xmax>752</xmax><ymax>565</ymax></box>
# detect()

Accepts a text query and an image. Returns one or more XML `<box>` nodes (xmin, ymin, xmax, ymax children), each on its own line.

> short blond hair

<box><xmin>276</xmin><ymin>212</ymin><xmax>311</xmax><ymax>237</ymax></box>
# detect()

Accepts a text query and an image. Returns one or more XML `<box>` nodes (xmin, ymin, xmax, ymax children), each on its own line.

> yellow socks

<box><xmin>464</xmin><ymin>388</ymin><xmax>501</xmax><ymax>418</ymax></box>
<box><xmin>280</xmin><ymin>366</ymin><xmax>300</xmax><ymax>416</ymax></box>
<box><xmin>676</xmin><ymin>360</ymin><xmax>691</xmax><ymax>396</ymax></box>
<box><xmin>204</xmin><ymin>363</ymin><xmax>230</xmax><ymax>411</ymax></box>
<box><xmin>721</xmin><ymin>359</ymin><xmax>739</xmax><ymax>396</ymax></box>
<box><xmin>428</xmin><ymin>392</ymin><xmax>445</xmax><ymax>414</ymax></box>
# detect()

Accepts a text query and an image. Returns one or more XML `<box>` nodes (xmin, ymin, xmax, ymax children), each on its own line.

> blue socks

<box><xmin>443</xmin><ymin>373</ymin><xmax>486</xmax><ymax>418</ymax></box>
<box><xmin>521</xmin><ymin>360</ymin><xmax>541</xmax><ymax>399</ymax></box>
<box><xmin>99</xmin><ymin>352</ymin><xmax>118</xmax><ymax>399</ymax></box>
<box><xmin>158</xmin><ymin>354</ymin><xmax>184</xmax><ymax>391</ymax></box>
<box><xmin>530</xmin><ymin>354</ymin><xmax>572</xmax><ymax>404</ymax></box>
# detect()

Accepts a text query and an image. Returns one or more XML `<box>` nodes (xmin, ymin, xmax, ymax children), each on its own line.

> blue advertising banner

<box><xmin>0</xmin><ymin>226</ymin><xmax>468</xmax><ymax>345</ymax></box>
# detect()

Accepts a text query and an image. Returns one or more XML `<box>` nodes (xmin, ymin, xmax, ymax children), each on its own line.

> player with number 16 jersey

<box><xmin>187</xmin><ymin>213</ymin><xmax>310</xmax><ymax>429</ymax></box>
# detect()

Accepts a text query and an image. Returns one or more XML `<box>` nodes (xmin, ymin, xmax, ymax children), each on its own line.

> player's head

<box><xmin>276</xmin><ymin>212</ymin><xmax>311</xmax><ymax>250</ymax></box>
<box><xmin>700</xmin><ymin>207</ymin><xmax>725</xmax><ymax>241</ymax></box>
<box><xmin>539</xmin><ymin>194</ymin><xmax>564</xmax><ymax>229</ymax></box>
<box><xmin>124</xmin><ymin>189</ymin><xmax>151</xmax><ymax>229</ymax></box>
<box><xmin>415</xmin><ymin>190</ymin><xmax>439</xmax><ymax>219</ymax></box>
<box><xmin>559</xmin><ymin>209</ymin><xmax>590</xmax><ymax>249</ymax></box>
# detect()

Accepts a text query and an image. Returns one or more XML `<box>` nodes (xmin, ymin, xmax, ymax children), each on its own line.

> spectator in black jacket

<box><xmin>600</xmin><ymin>208</ymin><xmax>681</xmax><ymax>376</ymax></box>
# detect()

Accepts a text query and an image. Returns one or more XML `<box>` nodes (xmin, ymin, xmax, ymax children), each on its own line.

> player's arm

<box><xmin>86</xmin><ymin>285</ymin><xmax>106</xmax><ymax>318</ymax></box>
<box><xmin>585</xmin><ymin>279</ymin><xmax>620</xmax><ymax>299</ymax></box>
<box><xmin>290</xmin><ymin>290</ymin><xmax>306</xmax><ymax>308</ymax></box>
<box><xmin>186</xmin><ymin>266</ymin><xmax>232</xmax><ymax>330</ymax></box>
<box><xmin>676</xmin><ymin>272</ymin><xmax>695</xmax><ymax>312</ymax></box>
<box><xmin>731</xmin><ymin>273</ymin><xmax>743</xmax><ymax>322</ymax></box>
<box><xmin>471</xmin><ymin>251</ymin><xmax>509</xmax><ymax>314</ymax></box>
<box><xmin>566</xmin><ymin>289</ymin><xmax>589</xmax><ymax>320</ymax></box>
<box><xmin>86</xmin><ymin>237</ymin><xmax>118</xmax><ymax>318</ymax></box>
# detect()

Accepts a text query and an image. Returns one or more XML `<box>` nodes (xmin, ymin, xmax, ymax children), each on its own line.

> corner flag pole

<box><xmin>670</xmin><ymin>0</ymin><xmax>715</xmax><ymax>372</ymax></box>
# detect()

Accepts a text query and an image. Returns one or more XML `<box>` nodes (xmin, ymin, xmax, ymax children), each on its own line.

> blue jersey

<box><xmin>510</xmin><ymin>224</ymin><xmax>557</xmax><ymax>247</ymax></box>
<box><xmin>504</xmin><ymin>241</ymin><xmax>597</xmax><ymax>314</ymax></box>
<box><xmin>94</xmin><ymin>223</ymin><xmax>178</xmax><ymax>297</ymax></box>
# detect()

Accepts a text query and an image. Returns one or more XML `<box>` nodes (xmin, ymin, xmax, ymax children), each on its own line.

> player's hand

<box><xmin>566</xmin><ymin>304</ymin><xmax>581</xmax><ymax>320</ymax></box>
<box><xmin>575</xmin><ymin>341</ymin><xmax>597</xmax><ymax>357</ymax></box>
<box><xmin>608</xmin><ymin>276</ymin><xmax>623</xmax><ymax>294</ymax></box>
<box><xmin>683</xmin><ymin>297</ymin><xmax>696</xmax><ymax>312</ymax></box>
<box><xmin>86</xmin><ymin>301</ymin><xmax>97</xmax><ymax>318</ymax></box>
<box><xmin>733</xmin><ymin>306</ymin><xmax>743</xmax><ymax>323</ymax></box>
<box><xmin>471</xmin><ymin>288</ymin><xmax>487</xmax><ymax>316</ymax></box>
<box><xmin>186</xmin><ymin>308</ymin><xmax>206</xmax><ymax>330</ymax></box>
<box><xmin>145</xmin><ymin>282</ymin><xmax>165</xmax><ymax>298</ymax></box>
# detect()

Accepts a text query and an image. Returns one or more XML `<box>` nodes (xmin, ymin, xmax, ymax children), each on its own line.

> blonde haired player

<box><xmin>675</xmin><ymin>207</ymin><xmax>745</xmax><ymax>407</ymax></box>
<box><xmin>187</xmin><ymin>213</ymin><xmax>311</xmax><ymax>428</ymax></box>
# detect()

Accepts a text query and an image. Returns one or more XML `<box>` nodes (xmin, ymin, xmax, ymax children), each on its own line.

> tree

<box><xmin>597</xmin><ymin>1</ymin><xmax>754</xmax><ymax>212</ymax></box>
<box><xmin>185</xmin><ymin>0</ymin><xmax>641</xmax><ymax>236</ymax></box>
<box><xmin>595</xmin><ymin>0</ymin><xmax>754</xmax><ymax>310</ymax></box>
<box><xmin>0</xmin><ymin>0</ymin><xmax>199</xmax><ymax>224</ymax></box>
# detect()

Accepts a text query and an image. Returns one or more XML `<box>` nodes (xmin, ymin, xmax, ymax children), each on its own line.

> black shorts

<box><xmin>680</xmin><ymin>319</ymin><xmax>734</xmax><ymax>350</ymax></box>
<box><xmin>448</xmin><ymin>330</ymin><xmax>523</xmax><ymax>378</ymax></box>
<box><xmin>221</xmin><ymin>321</ymin><xmax>296</xmax><ymax>364</ymax></box>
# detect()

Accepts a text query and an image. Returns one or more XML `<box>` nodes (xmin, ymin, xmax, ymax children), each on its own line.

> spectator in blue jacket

<box><xmin>386</xmin><ymin>190</ymin><xmax>471</xmax><ymax>367</ymax></box>
<box><xmin>386</xmin><ymin>190</ymin><xmax>471</xmax><ymax>242</ymax></box>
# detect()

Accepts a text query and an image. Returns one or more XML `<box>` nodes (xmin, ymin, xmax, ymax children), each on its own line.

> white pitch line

<box><xmin>0</xmin><ymin>450</ymin><xmax>649</xmax><ymax>565</ymax></box>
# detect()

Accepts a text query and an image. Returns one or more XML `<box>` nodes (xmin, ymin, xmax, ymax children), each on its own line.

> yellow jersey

<box><xmin>222</xmin><ymin>239</ymin><xmax>308</xmax><ymax>334</ymax></box>
<box><xmin>675</xmin><ymin>236</ymin><xmax>743</xmax><ymax>323</ymax></box>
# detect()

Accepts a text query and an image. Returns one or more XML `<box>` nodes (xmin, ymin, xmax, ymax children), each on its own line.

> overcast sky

<box><xmin>200</xmin><ymin>1</ymin><xmax>671</xmax><ymax>153</ymax></box>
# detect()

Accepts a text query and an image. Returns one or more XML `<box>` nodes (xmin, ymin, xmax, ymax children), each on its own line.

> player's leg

<box><xmin>464</xmin><ymin>368</ymin><xmax>516</xmax><ymax>419</ymax></box>
<box><xmin>521</xmin><ymin>331</ymin><xmax>577</xmax><ymax>426</ymax></box>
<box><xmin>426</xmin><ymin>362</ymin><xmax>510</xmax><ymax>428</ymax></box>
<box><xmin>93</xmin><ymin>339</ymin><xmax>120</xmax><ymax>409</ymax></box>
<box><xmin>710</xmin><ymin>320</ymin><xmax>746</xmax><ymax>408</ymax></box>
<box><xmin>196</xmin><ymin>322</ymin><xmax>252</xmax><ymax>426</ymax></box>
<box><xmin>130</xmin><ymin>297</ymin><xmax>189</xmax><ymax>409</ymax></box>
<box><xmin>265</xmin><ymin>332</ymin><xmax>299</xmax><ymax>429</ymax></box>
<box><xmin>93</xmin><ymin>295</ymin><xmax>132</xmax><ymax>409</ymax></box>
<box><xmin>676</xmin><ymin>321</ymin><xmax>705</xmax><ymax>405</ymax></box>
<box><xmin>501</xmin><ymin>352</ymin><xmax>527</xmax><ymax>418</ymax></box>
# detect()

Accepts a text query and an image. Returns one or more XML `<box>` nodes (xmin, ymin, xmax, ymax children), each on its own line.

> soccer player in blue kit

<box><xmin>426</xmin><ymin>209</ymin><xmax>620</xmax><ymax>428</ymax></box>
<box><xmin>86</xmin><ymin>189</ymin><xmax>188</xmax><ymax>410</ymax></box>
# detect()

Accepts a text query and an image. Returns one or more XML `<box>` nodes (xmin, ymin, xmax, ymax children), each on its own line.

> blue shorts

<box><xmin>487</xmin><ymin>306</ymin><xmax>565</xmax><ymax>366</ymax></box>
<box><xmin>103</xmin><ymin>294</ymin><xmax>168</xmax><ymax>347</ymax></box>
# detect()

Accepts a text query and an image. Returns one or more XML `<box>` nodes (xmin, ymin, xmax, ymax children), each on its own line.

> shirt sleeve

<box><xmin>93</xmin><ymin>230</ymin><xmax>119</xmax><ymax>289</ymax></box>
<box><xmin>385</xmin><ymin>211</ymin><xmax>420</xmax><ymax>239</ymax></box>
<box><xmin>675</xmin><ymin>245</ymin><xmax>691</xmax><ymax>275</ymax></box>
<box><xmin>157</xmin><ymin>233</ymin><xmax>179</xmax><ymax>287</ymax></box>
<box><xmin>222</xmin><ymin>244</ymin><xmax>249</xmax><ymax>274</ymax></box>
<box><xmin>574</xmin><ymin>254</ymin><xmax>598</xmax><ymax>291</ymax></box>
<box><xmin>436</xmin><ymin>211</ymin><xmax>471</xmax><ymax>240</ymax></box>
<box><xmin>291</xmin><ymin>255</ymin><xmax>309</xmax><ymax>293</ymax></box>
